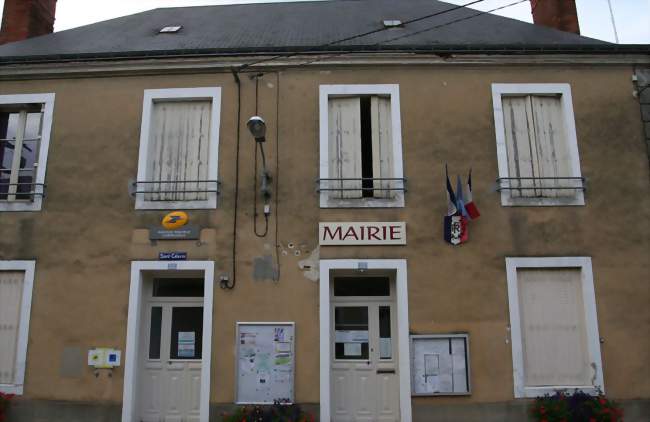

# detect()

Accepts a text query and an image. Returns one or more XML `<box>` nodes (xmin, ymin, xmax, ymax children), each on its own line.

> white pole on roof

<box><xmin>606</xmin><ymin>0</ymin><xmax>620</xmax><ymax>43</ymax></box>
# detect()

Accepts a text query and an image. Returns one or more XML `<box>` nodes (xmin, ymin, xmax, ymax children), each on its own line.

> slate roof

<box><xmin>0</xmin><ymin>0</ymin><xmax>643</xmax><ymax>63</ymax></box>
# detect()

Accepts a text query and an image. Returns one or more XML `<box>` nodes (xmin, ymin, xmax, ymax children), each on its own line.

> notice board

<box><xmin>236</xmin><ymin>322</ymin><xmax>295</xmax><ymax>404</ymax></box>
<box><xmin>410</xmin><ymin>334</ymin><xmax>471</xmax><ymax>396</ymax></box>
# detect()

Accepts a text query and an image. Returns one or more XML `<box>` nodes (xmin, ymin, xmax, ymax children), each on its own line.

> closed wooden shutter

<box><xmin>371</xmin><ymin>96</ymin><xmax>393</xmax><ymax>198</ymax></box>
<box><xmin>146</xmin><ymin>100</ymin><xmax>211</xmax><ymax>201</ymax></box>
<box><xmin>328</xmin><ymin>97</ymin><xmax>362</xmax><ymax>199</ymax></box>
<box><xmin>517</xmin><ymin>268</ymin><xmax>591</xmax><ymax>387</ymax></box>
<box><xmin>0</xmin><ymin>271</ymin><xmax>24</xmax><ymax>385</ymax></box>
<box><xmin>502</xmin><ymin>95</ymin><xmax>572</xmax><ymax>198</ymax></box>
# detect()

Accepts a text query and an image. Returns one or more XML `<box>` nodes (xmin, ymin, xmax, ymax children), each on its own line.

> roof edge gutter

<box><xmin>1</xmin><ymin>43</ymin><xmax>649</xmax><ymax>65</ymax></box>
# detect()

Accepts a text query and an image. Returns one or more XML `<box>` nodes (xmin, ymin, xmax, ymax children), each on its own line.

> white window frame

<box><xmin>0</xmin><ymin>93</ymin><xmax>55</xmax><ymax>212</ymax></box>
<box><xmin>135</xmin><ymin>87</ymin><xmax>221</xmax><ymax>210</ymax></box>
<box><xmin>0</xmin><ymin>260</ymin><xmax>35</xmax><ymax>395</ymax></box>
<box><xmin>319</xmin><ymin>84</ymin><xmax>405</xmax><ymax>208</ymax></box>
<box><xmin>492</xmin><ymin>83</ymin><xmax>584</xmax><ymax>207</ymax></box>
<box><xmin>505</xmin><ymin>257</ymin><xmax>603</xmax><ymax>398</ymax></box>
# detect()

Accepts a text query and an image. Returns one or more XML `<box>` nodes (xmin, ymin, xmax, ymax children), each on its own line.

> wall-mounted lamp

<box><xmin>247</xmin><ymin>116</ymin><xmax>266</xmax><ymax>143</ymax></box>
<box><xmin>247</xmin><ymin>116</ymin><xmax>272</xmax><ymax>229</ymax></box>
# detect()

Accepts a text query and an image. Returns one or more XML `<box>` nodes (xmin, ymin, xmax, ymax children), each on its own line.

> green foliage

<box><xmin>530</xmin><ymin>390</ymin><xmax>624</xmax><ymax>422</ymax></box>
<box><xmin>220</xmin><ymin>403</ymin><xmax>314</xmax><ymax>422</ymax></box>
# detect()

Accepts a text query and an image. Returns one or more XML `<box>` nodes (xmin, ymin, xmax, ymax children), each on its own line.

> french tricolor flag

<box><xmin>464</xmin><ymin>169</ymin><xmax>480</xmax><ymax>220</ymax></box>
<box><xmin>443</xmin><ymin>165</ymin><xmax>468</xmax><ymax>245</ymax></box>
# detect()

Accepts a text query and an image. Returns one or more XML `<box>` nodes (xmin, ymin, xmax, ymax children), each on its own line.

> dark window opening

<box><xmin>148</xmin><ymin>306</ymin><xmax>163</xmax><ymax>359</ymax></box>
<box><xmin>153</xmin><ymin>278</ymin><xmax>204</xmax><ymax>297</ymax></box>
<box><xmin>334</xmin><ymin>306</ymin><xmax>369</xmax><ymax>360</ymax></box>
<box><xmin>169</xmin><ymin>306</ymin><xmax>203</xmax><ymax>360</ymax></box>
<box><xmin>334</xmin><ymin>276</ymin><xmax>390</xmax><ymax>296</ymax></box>
<box><xmin>360</xmin><ymin>96</ymin><xmax>374</xmax><ymax>198</ymax></box>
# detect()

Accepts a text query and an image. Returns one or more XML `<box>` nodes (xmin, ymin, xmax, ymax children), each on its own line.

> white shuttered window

<box><xmin>492</xmin><ymin>84</ymin><xmax>584</xmax><ymax>206</ymax></box>
<box><xmin>502</xmin><ymin>96</ymin><xmax>573</xmax><ymax>198</ymax></box>
<box><xmin>517</xmin><ymin>268</ymin><xmax>590</xmax><ymax>387</ymax></box>
<box><xmin>0</xmin><ymin>271</ymin><xmax>24</xmax><ymax>386</ymax></box>
<box><xmin>326</xmin><ymin>95</ymin><xmax>396</xmax><ymax>201</ymax></box>
<box><xmin>135</xmin><ymin>88</ymin><xmax>222</xmax><ymax>210</ymax></box>
<box><xmin>506</xmin><ymin>257</ymin><xmax>603</xmax><ymax>398</ymax></box>
<box><xmin>147</xmin><ymin>100</ymin><xmax>211</xmax><ymax>201</ymax></box>
<box><xmin>328</xmin><ymin>97</ymin><xmax>362</xmax><ymax>199</ymax></box>
<box><xmin>0</xmin><ymin>261</ymin><xmax>35</xmax><ymax>395</ymax></box>
<box><xmin>320</xmin><ymin>85</ymin><xmax>404</xmax><ymax>208</ymax></box>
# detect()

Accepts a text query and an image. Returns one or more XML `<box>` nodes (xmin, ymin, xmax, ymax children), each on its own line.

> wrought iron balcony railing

<box><xmin>496</xmin><ymin>176</ymin><xmax>586</xmax><ymax>196</ymax></box>
<box><xmin>316</xmin><ymin>177</ymin><xmax>407</xmax><ymax>198</ymax></box>
<box><xmin>0</xmin><ymin>182</ymin><xmax>46</xmax><ymax>201</ymax></box>
<box><xmin>129</xmin><ymin>179</ymin><xmax>220</xmax><ymax>201</ymax></box>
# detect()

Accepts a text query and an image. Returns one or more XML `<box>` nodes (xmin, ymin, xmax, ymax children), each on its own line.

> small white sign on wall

<box><xmin>319</xmin><ymin>222</ymin><xmax>406</xmax><ymax>245</ymax></box>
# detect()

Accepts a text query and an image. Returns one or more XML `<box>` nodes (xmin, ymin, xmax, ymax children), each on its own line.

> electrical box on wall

<box><xmin>88</xmin><ymin>348</ymin><xmax>121</xmax><ymax>369</ymax></box>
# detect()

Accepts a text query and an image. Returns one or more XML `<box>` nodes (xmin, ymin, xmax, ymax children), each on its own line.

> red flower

<box><xmin>599</xmin><ymin>397</ymin><xmax>607</xmax><ymax>405</ymax></box>
<box><xmin>589</xmin><ymin>418</ymin><xmax>596</xmax><ymax>422</ymax></box>
<box><xmin>540</xmin><ymin>406</ymin><xmax>546</xmax><ymax>414</ymax></box>
<box><xmin>540</xmin><ymin>419</ymin><xmax>547</xmax><ymax>422</ymax></box>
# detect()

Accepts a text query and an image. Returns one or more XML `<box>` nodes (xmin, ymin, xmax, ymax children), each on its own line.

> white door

<box><xmin>330</xmin><ymin>276</ymin><xmax>400</xmax><ymax>422</ymax></box>
<box><xmin>140</xmin><ymin>302</ymin><xmax>203</xmax><ymax>422</ymax></box>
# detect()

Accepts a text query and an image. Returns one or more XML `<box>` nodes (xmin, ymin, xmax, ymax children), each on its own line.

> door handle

<box><xmin>376</xmin><ymin>369</ymin><xmax>395</xmax><ymax>374</ymax></box>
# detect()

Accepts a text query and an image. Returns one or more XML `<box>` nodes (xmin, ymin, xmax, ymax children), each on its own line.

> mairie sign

<box><xmin>319</xmin><ymin>222</ymin><xmax>406</xmax><ymax>246</ymax></box>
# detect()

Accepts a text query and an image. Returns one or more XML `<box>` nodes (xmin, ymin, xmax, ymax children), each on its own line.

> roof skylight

<box><xmin>159</xmin><ymin>26</ymin><xmax>182</xmax><ymax>34</ymax></box>
<box><xmin>382</xmin><ymin>20</ymin><xmax>403</xmax><ymax>28</ymax></box>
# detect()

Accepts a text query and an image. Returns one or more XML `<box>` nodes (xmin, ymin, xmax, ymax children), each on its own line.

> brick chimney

<box><xmin>0</xmin><ymin>0</ymin><xmax>57</xmax><ymax>45</ymax></box>
<box><xmin>530</xmin><ymin>0</ymin><xmax>580</xmax><ymax>35</ymax></box>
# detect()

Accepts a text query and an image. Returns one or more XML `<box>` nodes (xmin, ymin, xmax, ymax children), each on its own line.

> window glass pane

<box><xmin>334</xmin><ymin>277</ymin><xmax>389</xmax><ymax>296</ymax></box>
<box><xmin>169</xmin><ymin>307</ymin><xmax>203</xmax><ymax>360</ymax></box>
<box><xmin>0</xmin><ymin>112</ymin><xmax>13</xmax><ymax>200</ymax></box>
<box><xmin>0</xmin><ymin>111</ymin><xmax>41</xmax><ymax>200</ymax></box>
<box><xmin>24</xmin><ymin>113</ymin><xmax>42</xmax><ymax>140</ymax></box>
<box><xmin>2</xmin><ymin>112</ymin><xmax>18</xmax><ymax>140</ymax></box>
<box><xmin>148</xmin><ymin>306</ymin><xmax>162</xmax><ymax>359</ymax></box>
<box><xmin>153</xmin><ymin>278</ymin><xmax>204</xmax><ymax>297</ymax></box>
<box><xmin>334</xmin><ymin>306</ymin><xmax>369</xmax><ymax>360</ymax></box>
<box><xmin>379</xmin><ymin>306</ymin><xmax>392</xmax><ymax>359</ymax></box>
<box><xmin>0</xmin><ymin>143</ymin><xmax>13</xmax><ymax>200</ymax></box>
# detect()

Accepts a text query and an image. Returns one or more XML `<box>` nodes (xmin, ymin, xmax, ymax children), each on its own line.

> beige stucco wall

<box><xmin>0</xmin><ymin>63</ymin><xmax>648</xmax><ymax>408</ymax></box>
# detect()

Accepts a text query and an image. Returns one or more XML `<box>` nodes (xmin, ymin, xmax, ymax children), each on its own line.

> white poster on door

<box><xmin>178</xmin><ymin>331</ymin><xmax>195</xmax><ymax>357</ymax></box>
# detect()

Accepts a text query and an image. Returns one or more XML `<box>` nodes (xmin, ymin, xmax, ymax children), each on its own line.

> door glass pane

<box><xmin>379</xmin><ymin>306</ymin><xmax>392</xmax><ymax>359</ymax></box>
<box><xmin>333</xmin><ymin>277</ymin><xmax>389</xmax><ymax>296</ymax></box>
<box><xmin>148</xmin><ymin>306</ymin><xmax>162</xmax><ymax>359</ymax></box>
<box><xmin>334</xmin><ymin>307</ymin><xmax>369</xmax><ymax>360</ymax></box>
<box><xmin>169</xmin><ymin>307</ymin><xmax>203</xmax><ymax>360</ymax></box>
<box><xmin>153</xmin><ymin>278</ymin><xmax>204</xmax><ymax>297</ymax></box>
